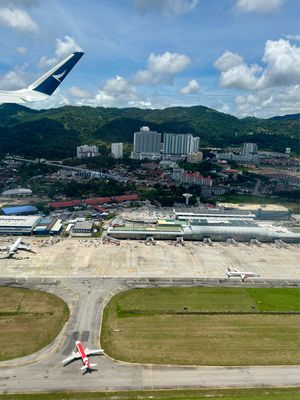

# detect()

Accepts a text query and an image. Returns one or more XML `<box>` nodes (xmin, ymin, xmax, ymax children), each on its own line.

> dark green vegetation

<box><xmin>0</xmin><ymin>288</ymin><xmax>69</xmax><ymax>361</ymax></box>
<box><xmin>0</xmin><ymin>104</ymin><xmax>298</xmax><ymax>159</ymax></box>
<box><xmin>1</xmin><ymin>388</ymin><xmax>299</xmax><ymax>400</ymax></box>
<box><xmin>101</xmin><ymin>287</ymin><xmax>300</xmax><ymax>365</ymax></box>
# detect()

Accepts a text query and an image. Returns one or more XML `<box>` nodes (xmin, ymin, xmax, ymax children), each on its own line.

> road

<box><xmin>0</xmin><ymin>277</ymin><xmax>299</xmax><ymax>393</ymax></box>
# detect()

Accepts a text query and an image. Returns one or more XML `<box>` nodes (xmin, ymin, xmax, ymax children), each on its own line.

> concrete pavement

<box><xmin>0</xmin><ymin>277</ymin><xmax>299</xmax><ymax>393</ymax></box>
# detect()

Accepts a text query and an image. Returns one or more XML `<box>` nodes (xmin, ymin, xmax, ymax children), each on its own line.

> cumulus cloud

<box><xmin>235</xmin><ymin>0</ymin><xmax>284</xmax><ymax>14</ymax></box>
<box><xmin>214</xmin><ymin>39</ymin><xmax>300</xmax><ymax>90</ymax></box>
<box><xmin>29</xmin><ymin>89</ymin><xmax>70</xmax><ymax>110</ymax></box>
<box><xmin>285</xmin><ymin>34</ymin><xmax>300</xmax><ymax>41</ymax></box>
<box><xmin>0</xmin><ymin>7</ymin><xmax>38</xmax><ymax>32</ymax></box>
<box><xmin>134</xmin><ymin>0</ymin><xmax>198</xmax><ymax>15</ymax></box>
<box><xmin>90</xmin><ymin>76</ymin><xmax>139</xmax><ymax>107</ymax></box>
<box><xmin>15</xmin><ymin>46</ymin><xmax>28</xmax><ymax>54</ymax></box>
<box><xmin>68</xmin><ymin>86</ymin><xmax>92</xmax><ymax>99</ymax></box>
<box><xmin>235</xmin><ymin>85</ymin><xmax>300</xmax><ymax>118</ymax></box>
<box><xmin>179</xmin><ymin>79</ymin><xmax>200</xmax><ymax>94</ymax></box>
<box><xmin>215</xmin><ymin>39</ymin><xmax>300</xmax><ymax>117</ymax></box>
<box><xmin>135</xmin><ymin>52</ymin><xmax>191</xmax><ymax>85</ymax></box>
<box><xmin>38</xmin><ymin>36</ymin><xmax>83</xmax><ymax>68</ymax></box>
<box><xmin>0</xmin><ymin>66</ymin><xmax>28</xmax><ymax>90</ymax></box>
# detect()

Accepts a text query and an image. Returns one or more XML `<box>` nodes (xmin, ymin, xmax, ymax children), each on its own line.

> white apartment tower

<box><xmin>77</xmin><ymin>145</ymin><xmax>99</xmax><ymax>158</ymax></box>
<box><xmin>242</xmin><ymin>143</ymin><xmax>258</xmax><ymax>158</ymax></box>
<box><xmin>111</xmin><ymin>142</ymin><xmax>123</xmax><ymax>159</ymax></box>
<box><xmin>163</xmin><ymin>133</ymin><xmax>200</xmax><ymax>155</ymax></box>
<box><xmin>133</xmin><ymin>126</ymin><xmax>161</xmax><ymax>153</ymax></box>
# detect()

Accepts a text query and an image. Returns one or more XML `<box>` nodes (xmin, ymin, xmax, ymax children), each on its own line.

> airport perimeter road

<box><xmin>0</xmin><ymin>278</ymin><xmax>299</xmax><ymax>393</ymax></box>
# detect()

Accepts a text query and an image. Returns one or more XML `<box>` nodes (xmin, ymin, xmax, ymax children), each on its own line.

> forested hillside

<box><xmin>0</xmin><ymin>104</ymin><xmax>298</xmax><ymax>159</ymax></box>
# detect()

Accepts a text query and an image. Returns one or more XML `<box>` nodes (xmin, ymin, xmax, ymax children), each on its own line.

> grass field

<box><xmin>0</xmin><ymin>287</ymin><xmax>69</xmax><ymax>361</ymax></box>
<box><xmin>101</xmin><ymin>287</ymin><xmax>300</xmax><ymax>365</ymax></box>
<box><xmin>1</xmin><ymin>388</ymin><xmax>299</xmax><ymax>400</ymax></box>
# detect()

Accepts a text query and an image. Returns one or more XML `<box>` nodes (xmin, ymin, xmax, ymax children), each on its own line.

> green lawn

<box><xmin>1</xmin><ymin>388</ymin><xmax>299</xmax><ymax>400</ymax></box>
<box><xmin>101</xmin><ymin>287</ymin><xmax>300</xmax><ymax>365</ymax></box>
<box><xmin>0</xmin><ymin>288</ymin><xmax>69</xmax><ymax>361</ymax></box>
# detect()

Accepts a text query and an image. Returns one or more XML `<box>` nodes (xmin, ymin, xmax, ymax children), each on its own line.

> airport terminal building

<box><xmin>107</xmin><ymin>208</ymin><xmax>300</xmax><ymax>243</ymax></box>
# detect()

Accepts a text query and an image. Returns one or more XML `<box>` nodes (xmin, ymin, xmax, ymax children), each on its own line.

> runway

<box><xmin>0</xmin><ymin>277</ymin><xmax>299</xmax><ymax>393</ymax></box>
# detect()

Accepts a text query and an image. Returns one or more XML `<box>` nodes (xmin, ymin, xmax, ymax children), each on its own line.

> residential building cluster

<box><xmin>131</xmin><ymin>126</ymin><xmax>200</xmax><ymax>160</ymax></box>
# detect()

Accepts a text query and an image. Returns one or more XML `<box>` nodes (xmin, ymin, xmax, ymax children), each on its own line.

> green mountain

<box><xmin>0</xmin><ymin>104</ymin><xmax>298</xmax><ymax>159</ymax></box>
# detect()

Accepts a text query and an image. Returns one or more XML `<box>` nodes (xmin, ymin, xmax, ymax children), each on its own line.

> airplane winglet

<box><xmin>29</xmin><ymin>52</ymin><xmax>84</xmax><ymax>96</ymax></box>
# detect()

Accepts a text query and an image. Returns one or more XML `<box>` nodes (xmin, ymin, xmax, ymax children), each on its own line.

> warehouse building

<box><xmin>33</xmin><ymin>217</ymin><xmax>63</xmax><ymax>235</ymax></box>
<box><xmin>1</xmin><ymin>188</ymin><xmax>32</xmax><ymax>198</ymax></box>
<box><xmin>1</xmin><ymin>205</ymin><xmax>38</xmax><ymax>216</ymax></box>
<box><xmin>72</xmin><ymin>221</ymin><xmax>94</xmax><ymax>236</ymax></box>
<box><xmin>0</xmin><ymin>216</ymin><xmax>41</xmax><ymax>235</ymax></box>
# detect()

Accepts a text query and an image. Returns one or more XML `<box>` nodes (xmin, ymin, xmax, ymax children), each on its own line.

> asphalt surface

<box><xmin>0</xmin><ymin>277</ymin><xmax>299</xmax><ymax>393</ymax></box>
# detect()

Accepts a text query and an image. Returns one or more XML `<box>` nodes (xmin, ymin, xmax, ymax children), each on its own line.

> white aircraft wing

<box><xmin>62</xmin><ymin>352</ymin><xmax>80</xmax><ymax>364</ymax></box>
<box><xmin>17</xmin><ymin>244</ymin><xmax>33</xmax><ymax>251</ymax></box>
<box><xmin>231</xmin><ymin>268</ymin><xmax>240</xmax><ymax>273</ymax></box>
<box><xmin>85</xmin><ymin>348</ymin><xmax>104</xmax><ymax>356</ymax></box>
<box><xmin>0</xmin><ymin>52</ymin><xmax>84</xmax><ymax>105</ymax></box>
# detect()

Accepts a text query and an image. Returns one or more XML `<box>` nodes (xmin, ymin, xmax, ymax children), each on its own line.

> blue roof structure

<box><xmin>1</xmin><ymin>205</ymin><xmax>38</xmax><ymax>215</ymax></box>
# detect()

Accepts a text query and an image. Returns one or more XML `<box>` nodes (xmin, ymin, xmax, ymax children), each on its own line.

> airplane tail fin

<box><xmin>28</xmin><ymin>52</ymin><xmax>84</xmax><ymax>96</ymax></box>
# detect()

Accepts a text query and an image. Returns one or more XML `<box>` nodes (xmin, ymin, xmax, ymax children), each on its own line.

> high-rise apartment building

<box><xmin>192</xmin><ymin>136</ymin><xmax>200</xmax><ymax>153</ymax></box>
<box><xmin>163</xmin><ymin>133</ymin><xmax>199</xmax><ymax>155</ymax></box>
<box><xmin>131</xmin><ymin>127</ymin><xmax>162</xmax><ymax>159</ymax></box>
<box><xmin>77</xmin><ymin>145</ymin><xmax>99</xmax><ymax>158</ymax></box>
<box><xmin>111</xmin><ymin>142</ymin><xmax>123</xmax><ymax>159</ymax></box>
<box><xmin>242</xmin><ymin>143</ymin><xmax>257</xmax><ymax>158</ymax></box>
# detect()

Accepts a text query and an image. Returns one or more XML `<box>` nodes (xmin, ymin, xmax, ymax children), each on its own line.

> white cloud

<box><xmin>38</xmin><ymin>36</ymin><xmax>83</xmax><ymax>67</ymax></box>
<box><xmin>15</xmin><ymin>46</ymin><xmax>28</xmax><ymax>54</ymax></box>
<box><xmin>260</xmin><ymin>39</ymin><xmax>300</xmax><ymax>88</ymax></box>
<box><xmin>215</xmin><ymin>39</ymin><xmax>300</xmax><ymax>90</ymax></box>
<box><xmin>215</xmin><ymin>39</ymin><xmax>300</xmax><ymax>117</ymax></box>
<box><xmin>179</xmin><ymin>79</ymin><xmax>200</xmax><ymax>94</ymax></box>
<box><xmin>68</xmin><ymin>86</ymin><xmax>92</xmax><ymax>99</ymax></box>
<box><xmin>235</xmin><ymin>85</ymin><xmax>300</xmax><ymax>118</ymax></box>
<box><xmin>215</xmin><ymin>101</ymin><xmax>231</xmax><ymax>114</ymax></box>
<box><xmin>135</xmin><ymin>52</ymin><xmax>191</xmax><ymax>85</ymax></box>
<box><xmin>0</xmin><ymin>7</ymin><xmax>38</xmax><ymax>32</ymax></box>
<box><xmin>285</xmin><ymin>34</ymin><xmax>300</xmax><ymax>41</ymax></box>
<box><xmin>134</xmin><ymin>0</ymin><xmax>198</xmax><ymax>15</ymax></box>
<box><xmin>91</xmin><ymin>76</ymin><xmax>139</xmax><ymax>107</ymax></box>
<box><xmin>29</xmin><ymin>89</ymin><xmax>70</xmax><ymax>110</ymax></box>
<box><xmin>213</xmin><ymin>50</ymin><xmax>244</xmax><ymax>71</ymax></box>
<box><xmin>235</xmin><ymin>0</ymin><xmax>284</xmax><ymax>14</ymax></box>
<box><xmin>0</xmin><ymin>66</ymin><xmax>28</xmax><ymax>90</ymax></box>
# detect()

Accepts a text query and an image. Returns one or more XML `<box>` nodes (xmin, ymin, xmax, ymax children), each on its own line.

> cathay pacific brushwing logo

<box><xmin>52</xmin><ymin>70</ymin><xmax>67</xmax><ymax>82</ymax></box>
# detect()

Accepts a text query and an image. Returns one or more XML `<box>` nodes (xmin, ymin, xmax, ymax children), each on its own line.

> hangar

<box><xmin>0</xmin><ymin>216</ymin><xmax>41</xmax><ymax>235</ymax></box>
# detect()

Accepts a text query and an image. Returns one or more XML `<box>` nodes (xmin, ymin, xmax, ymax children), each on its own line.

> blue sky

<box><xmin>0</xmin><ymin>0</ymin><xmax>299</xmax><ymax>117</ymax></box>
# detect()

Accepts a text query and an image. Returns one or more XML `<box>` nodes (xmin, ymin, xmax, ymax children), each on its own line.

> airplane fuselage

<box><xmin>76</xmin><ymin>341</ymin><xmax>91</xmax><ymax>369</ymax></box>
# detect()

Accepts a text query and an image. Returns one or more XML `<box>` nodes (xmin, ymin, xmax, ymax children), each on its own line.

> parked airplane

<box><xmin>0</xmin><ymin>237</ymin><xmax>35</xmax><ymax>259</ymax></box>
<box><xmin>226</xmin><ymin>267</ymin><xmax>259</xmax><ymax>282</ymax></box>
<box><xmin>0</xmin><ymin>52</ymin><xmax>84</xmax><ymax>104</ymax></box>
<box><xmin>62</xmin><ymin>341</ymin><xmax>104</xmax><ymax>371</ymax></box>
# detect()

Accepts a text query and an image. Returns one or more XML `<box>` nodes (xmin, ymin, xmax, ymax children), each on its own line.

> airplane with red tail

<box><xmin>62</xmin><ymin>341</ymin><xmax>104</xmax><ymax>371</ymax></box>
